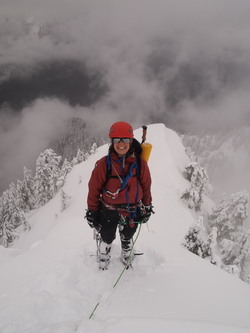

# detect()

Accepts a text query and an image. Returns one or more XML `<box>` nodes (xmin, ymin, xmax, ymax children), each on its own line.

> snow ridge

<box><xmin>0</xmin><ymin>124</ymin><xmax>250</xmax><ymax>333</ymax></box>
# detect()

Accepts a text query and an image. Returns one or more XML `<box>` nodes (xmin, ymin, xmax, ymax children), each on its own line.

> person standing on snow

<box><xmin>85</xmin><ymin>121</ymin><xmax>153</xmax><ymax>270</ymax></box>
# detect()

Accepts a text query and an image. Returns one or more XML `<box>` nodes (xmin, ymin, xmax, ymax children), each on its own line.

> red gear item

<box><xmin>87</xmin><ymin>152</ymin><xmax>152</xmax><ymax>211</ymax></box>
<box><xmin>109</xmin><ymin>121</ymin><xmax>134</xmax><ymax>138</ymax></box>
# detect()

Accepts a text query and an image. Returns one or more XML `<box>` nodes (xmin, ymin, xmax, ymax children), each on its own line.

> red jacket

<box><xmin>87</xmin><ymin>151</ymin><xmax>152</xmax><ymax>211</ymax></box>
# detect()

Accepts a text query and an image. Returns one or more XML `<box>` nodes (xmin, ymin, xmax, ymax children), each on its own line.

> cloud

<box><xmin>0</xmin><ymin>99</ymin><xmax>77</xmax><ymax>191</ymax></box>
<box><xmin>1</xmin><ymin>1</ymin><xmax>250</xmax><ymax>66</ymax></box>
<box><xmin>1</xmin><ymin>0</ymin><xmax>250</xmax><ymax>191</ymax></box>
<box><xmin>171</xmin><ymin>89</ymin><xmax>250</xmax><ymax>133</ymax></box>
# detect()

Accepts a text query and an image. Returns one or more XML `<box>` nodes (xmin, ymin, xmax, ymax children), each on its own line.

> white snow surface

<box><xmin>0</xmin><ymin>124</ymin><xmax>250</xmax><ymax>333</ymax></box>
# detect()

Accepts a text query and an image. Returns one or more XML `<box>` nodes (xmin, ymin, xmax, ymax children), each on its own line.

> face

<box><xmin>112</xmin><ymin>138</ymin><xmax>132</xmax><ymax>156</ymax></box>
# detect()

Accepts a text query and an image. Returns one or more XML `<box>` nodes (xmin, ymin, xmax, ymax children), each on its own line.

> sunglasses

<box><xmin>112</xmin><ymin>138</ymin><xmax>131</xmax><ymax>144</ymax></box>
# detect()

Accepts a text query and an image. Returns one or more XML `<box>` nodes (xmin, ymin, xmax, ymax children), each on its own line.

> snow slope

<box><xmin>0</xmin><ymin>124</ymin><xmax>250</xmax><ymax>333</ymax></box>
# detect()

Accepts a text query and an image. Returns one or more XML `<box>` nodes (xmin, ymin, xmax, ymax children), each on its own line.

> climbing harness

<box><xmin>103</xmin><ymin>154</ymin><xmax>140</xmax><ymax>222</ymax></box>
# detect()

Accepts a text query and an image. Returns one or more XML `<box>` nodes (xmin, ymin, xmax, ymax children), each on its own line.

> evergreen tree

<box><xmin>220</xmin><ymin>238</ymin><xmax>239</xmax><ymax>265</ymax></box>
<box><xmin>34</xmin><ymin>149</ymin><xmax>61</xmax><ymax>208</ymax></box>
<box><xmin>182</xmin><ymin>216</ymin><xmax>210</xmax><ymax>258</ymax></box>
<box><xmin>56</xmin><ymin>158</ymin><xmax>72</xmax><ymax>190</ymax></box>
<box><xmin>90</xmin><ymin>142</ymin><xmax>97</xmax><ymax>155</ymax></box>
<box><xmin>22</xmin><ymin>167</ymin><xmax>35</xmax><ymax>210</ymax></box>
<box><xmin>0</xmin><ymin>184</ymin><xmax>30</xmax><ymax>247</ymax></box>
<box><xmin>208</xmin><ymin>190</ymin><xmax>250</xmax><ymax>281</ymax></box>
<box><xmin>233</xmin><ymin>232</ymin><xmax>250</xmax><ymax>281</ymax></box>
<box><xmin>207</xmin><ymin>227</ymin><xmax>219</xmax><ymax>265</ymax></box>
<box><xmin>16</xmin><ymin>175</ymin><xmax>34</xmax><ymax>213</ymax></box>
<box><xmin>83</xmin><ymin>150</ymin><xmax>90</xmax><ymax>160</ymax></box>
<box><xmin>183</xmin><ymin>218</ymin><xmax>222</xmax><ymax>266</ymax></box>
<box><xmin>71</xmin><ymin>149</ymin><xmax>85</xmax><ymax>166</ymax></box>
<box><xmin>181</xmin><ymin>162</ymin><xmax>209</xmax><ymax>211</ymax></box>
<box><xmin>16</xmin><ymin>180</ymin><xmax>28</xmax><ymax>212</ymax></box>
<box><xmin>0</xmin><ymin>197</ymin><xmax>14</xmax><ymax>247</ymax></box>
<box><xmin>51</xmin><ymin>117</ymin><xmax>103</xmax><ymax>162</ymax></box>
<box><xmin>208</xmin><ymin>190</ymin><xmax>248</xmax><ymax>241</ymax></box>
<box><xmin>245</xmin><ymin>275</ymin><xmax>250</xmax><ymax>284</ymax></box>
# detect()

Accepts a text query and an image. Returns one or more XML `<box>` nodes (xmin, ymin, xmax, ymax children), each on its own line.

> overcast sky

<box><xmin>1</xmin><ymin>0</ymin><xmax>250</xmax><ymax>123</ymax></box>
<box><xmin>1</xmin><ymin>0</ymin><xmax>250</xmax><ymax>191</ymax></box>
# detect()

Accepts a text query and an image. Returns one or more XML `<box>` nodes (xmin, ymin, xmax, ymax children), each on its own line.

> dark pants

<box><xmin>99</xmin><ymin>204</ymin><xmax>138</xmax><ymax>245</ymax></box>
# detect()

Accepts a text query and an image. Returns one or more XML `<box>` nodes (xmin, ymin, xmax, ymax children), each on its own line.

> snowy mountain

<box><xmin>0</xmin><ymin>124</ymin><xmax>250</xmax><ymax>333</ymax></box>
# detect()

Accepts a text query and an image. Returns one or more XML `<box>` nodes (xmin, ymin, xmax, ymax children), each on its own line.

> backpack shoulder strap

<box><xmin>135</xmin><ymin>153</ymin><xmax>141</xmax><ymax>180</ymax></box>
<box><xmin>131</xmin><ymin>138</ymin><xmax>142</xmax><ymax>154</ymax></box>
<box><xmin>105</xmin><ymin>151</ymin><xmax>141</xmax><ymax>182</ymax></box>
<box><xmin>105</xmin><ymin>154</ymin><xmax>112</xmax><ymax>180</ymax></box>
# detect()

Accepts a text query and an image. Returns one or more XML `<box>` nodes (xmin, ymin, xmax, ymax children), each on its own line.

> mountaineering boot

<box><xmin>99</xmin><ymin>241</ymin><xmax>111</xmax><ymax>270</ymax></box>
<box><xmin>121</xmin><ymin>238</ymin><xmax>134</xmax><ymax>267</ymax></box>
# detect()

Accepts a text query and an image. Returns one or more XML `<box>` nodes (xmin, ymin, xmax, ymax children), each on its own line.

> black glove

<box><xmin>142</xmin><ymin>205</ymin><xmax>154</xmax><ymax>223</ymax></box>
<box><xmin>134</xmin><ymin>205</ymin><xmax>154</xmax><ymax>223</ymax></box>
<box><xmin>85</xmin><ymin>210</ymin><xmax>101</xmax><ymax>231</ymax></box>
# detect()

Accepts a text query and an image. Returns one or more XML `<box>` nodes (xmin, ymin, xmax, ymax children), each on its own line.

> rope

<box><xmin>113</xmin><ymin>223</ymin><xmax>142</xmax><ymax>288</ymax></box>
<box><xmin>88</xmin><ymin>223</ymin><xmax>143</xmax><ymax>319</ymax></box>
<box><xmin>89</xmin><ymin>302</ymin><xmax>100</xmax><ymax>320</ymax></box>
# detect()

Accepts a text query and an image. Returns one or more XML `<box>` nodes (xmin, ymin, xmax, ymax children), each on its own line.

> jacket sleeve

<box><xmin>139</xmin><ymin>158</ymin><xmax>152</xmax><ymax>206</ymax></box>
<box><xmin>87</xmin><ymin>157</ymin><xmax>107</xmax><ymax>211</ymax></box>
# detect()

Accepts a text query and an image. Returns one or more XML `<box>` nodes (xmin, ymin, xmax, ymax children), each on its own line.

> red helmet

<box><xmin>109</xmin><ymin>121</ymin><xmax>134</xmax><ymax>138</ymax></box>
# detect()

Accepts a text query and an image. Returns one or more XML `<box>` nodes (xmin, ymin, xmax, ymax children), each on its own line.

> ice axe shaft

<box><xmin>141</xmin><ymin>125</ymin><xmax>147</xmax><ymax>144</ymax></box>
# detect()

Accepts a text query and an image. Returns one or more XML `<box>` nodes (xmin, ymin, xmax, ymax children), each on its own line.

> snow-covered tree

<box><xmin>207</xmin><ymin>191</ymin><xmax>250</xmax><ymax>281</ymax></box>
<box><xmin>71</xmin><ymin>149</ymin><xmax>85</xmax><ymax>166</ymax></box>
<box><xmin>90</xmin><ymin>142</ymin><xmax>97</xmax><ymax>155</ymax></box>
<box><xmin>181</xmin><ymin>162</ymin><xmax>209</xmax><ymax>211</ymax></box>
<box><xmin>16</xmin><ymin>170</ymin><xmax>35</xmax><ymax>212</ymax></box>
<box><xmin>56</xmin><ymin>158</ymin><xmax>72</xmax><ymax>190</ymax></box>
<box><xmin>220</xmin><ymin>239</ymin><xmax>239</xmax><ymax>265</ymax></box>
<box><xmin>208</xmin><ymin>190</ymin><xmax>248</xmax><ymax>241</ymax></box>
<box><xmin>0</xmin><ymin>184</ymin><xmax>30</xmax><ymax>247</ymax></box>
<box><xmin>60</xmin><ymin>190</ymin><xmax>71</xmax><ymax>212</ymax></box>
<box><xmin>233</xmin><ymin>232</ymin><xmax>250</xmax><ymax>281</ymax></box>
<box><xmin>0</xmin><ymin>196</ymin><xmax>16</xmax><ymax>247</ymax></box>
<box><xmin>51</xmin><ymin>117</ymin><xmax>103</xmax><ymax>162</ymax></box>
<box><xmin>182</xmin><ymin>216</ymin><xmax>210</xmax><ymax>258</ymax></box>
<box><xmin>16</xmin><ymin>180</ymin><xmax>28</xmax><ymax>212</ymax></box>
<box><xmin>207</xmin><ymin>227</ymin><xmax>219</xmax><ymax>265</ymax></box>
<box><xmin>34</xmin><ymin>149</ymin><xmax>62</xmax><ymax>208</ymax></box>
<box><xmin>182</xmin><ymin>217</ymin><xmax>221</xmax><ymax>265</ymax></box>
<box><xmin>22</xmin><ymin>167</ymin><xmax>35</xmax><ymax>210</ymax></box>
<box><xmin>223</xmin><ymin>264</ymin><xmax>240</xmax><ymax>277</ymax></box>
<box><xmin>245</xmin><ymin>275</ymin><xmax>250</xmax><ymax>284</ymax></box>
